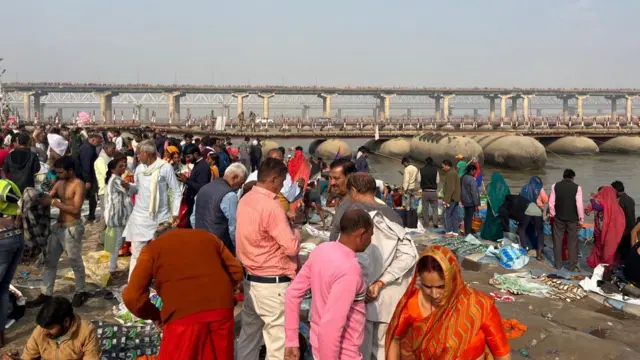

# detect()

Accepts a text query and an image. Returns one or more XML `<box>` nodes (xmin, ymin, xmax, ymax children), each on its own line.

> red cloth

<box><xmin>159</xmin><ymin>308</ymin><xmax>234</xmax><ymax>360</ymax></box>
<box><xmin>587</xmin><ymin>186</ymin><xmax>625</xmax><ymax>268</ymax></box>
<box><xmin>287</xmin><ymin>150</ymin><xmax>305</xmax><ymax>179</ymax></box>
<box><xmin>0</xmin><ymin>149</ymin><xmax>9</xmax><ymax>170</ymax></box>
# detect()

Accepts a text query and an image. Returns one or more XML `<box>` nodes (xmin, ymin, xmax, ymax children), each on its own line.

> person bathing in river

<box><xmin>585</xmin><ymin>185</ymin><xmax>625</xmax><ymax>268</ymax></box>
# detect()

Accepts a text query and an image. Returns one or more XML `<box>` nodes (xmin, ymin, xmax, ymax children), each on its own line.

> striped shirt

<box><xmin>236</xmin><ymin>185</ymin><xmax>300</xmax><ymax>279</ymax></box>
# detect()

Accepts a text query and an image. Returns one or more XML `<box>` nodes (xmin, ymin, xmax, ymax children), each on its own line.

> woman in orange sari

<box><xmin>386</xmin><ymin>245</ymin><xmax>511</xmax><ymax>360</ymax></box>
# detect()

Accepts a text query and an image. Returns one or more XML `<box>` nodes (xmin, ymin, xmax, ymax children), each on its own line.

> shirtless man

<box><xmin>27</xmin><ymin>155</ymin><xmax>89</xmax><ymax>308</ymax></box>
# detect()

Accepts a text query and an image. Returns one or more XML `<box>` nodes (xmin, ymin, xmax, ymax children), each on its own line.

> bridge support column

<box><xmin>522</xmin><ymin>95</ymin><xmax>534</xmax><ymax>122</ymax></box>
<box><xmin>318</xmin><ymin>93</ymin><xmax>336</xmax><ymax>118</ymax></box>
<box><xmin>232</xmin><ymin>93</ymin><xmax>249</xmax><ymax>118</ymax></box>
<box><xmin>484</xmin><ymin>95</ymin><xmax>499</xmax><ymax>122</ymax></box>
<box><xmin>258</xmin><ymin>93</ymin><xmax>274</xmax><ymax>119</ymax></box>
<box><xmin>337</xmin><ymin>108</ymin><xmax>342</xmax><ymax>119</ymax></box>
<box><xmin>605</xmin><ymin>95</ymin><xmax>623</xmax><ymax>122</ymax></box>
<box><xmin>376</xmin><ymin>93</ymin><xmax>396</xmax><ymax>121</ymax></box>
<box><xmin>626</xmin><ymin>95</ymin><xmax>638</xmax><ymax>122</ymax></box>
<box><xmin>473</xmin><ymin>108</ymin><xmax>479</xmax><ymax>117</ymax></box>
<box><xmin>145</xmin><ymin>108</ymin><xmax>150</xmax><ymax>122</ymax></box>
<box><xmin>407</xmin><ymin>108</ymin><xmax>412</xmax><ymax>119</ymax></box>
<box><xmin>510</xmin><ymin>97</ymin><xmax>518</xmax><ymax>122</ymax></box>
<box><xmin>97</xmin><ymin>92</ymin><xmax>119</xmax><ymax>122</ymax></box>
<box><xmin>165</xmin><ymin>92</ymin><xmax>185</xmax><ymax>124</ymax></box>
<box><xmin>57</xmin><ymin>108</ymin><xmax>63</xmax><ymax>123</ymax></box>
<box><xmin>499</xmin><ymin>95</ymin><xmax>512</xmax><ymax>119</ymax></box>
<box><xmin>576</xmin><ymin>95</ymin><xmax>589</xmax><ymax>118</ymax></box>
<box><xmin>31</xmin><ymin>92</ymin><xmax>47</xmax><ymax>122</ymax></box>
<box><xmin>23</xmin><ymin>93</ymin><xmax>32</xmax><ymax>121</ymax></box>
<box><xmin>302</xmin><ymin>105</ymin><xmax>310</xmax><ymax>122</ymax></box>
<box><xmin>430</xmin><ymin>95</ymin><xmax>443</xmax><ymax>121</ymax></box>
<box><xmin>536</xmin><ymin>109</ymin><xmax>543</xmax><ymax>116</ymax></box>
<box><xmin>442</xmin><ymin>95</ymin><xmax>455</xmax><ymax>121</ymax></box>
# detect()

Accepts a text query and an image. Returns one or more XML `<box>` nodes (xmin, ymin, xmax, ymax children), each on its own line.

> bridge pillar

<box><xmin>97</xmin><ymin>92</ymin><xmax>119</xmax><ymax>122</ymax></box>
<box><xmin>145</xmin><ymin>108</ymin><xmax>150</xmax><ymax>122</ymax></box>
<box><xmin>337</xmin><ymin>108</ymin><xmax>342</xmax><ymax>119</ymax></box>
<box><xmin>626</xmin><ymin>95</ymin><xmax>638</xmax><ymax>122</ymax></box>
<box><xmin>30</xmin><ymin>91</ymin><xmax>48</xmax><ymax>122</ymax></box>
<box><xmin>318</xmin><ymin>93</ymin><xmax>336</xmax><ymax>118</ymax></box>
<box><xmin>556</xmin><ymin>95</ymin><xmax>574</xmax><ymax>122</ymax></box>
<box><xmin>429</xmin><ymin>95</ymin><xmax>442</xmax><ymax>121</ymax></box>
<box><xmin>499</xmin><ymin>95</ymin><xmax>512</xmax><ymax>119</ymax></box>
<box><xmin>223</xmin><ymin>104</ymin><xmax>231</xmax><ymax>120</ymax></box>
<box><xmin>536</xmin><ymin>109</ymin><xmax>543</xmax><ymax>116</ymax></box>
<box><xmin>510</xmin><ymin>97</ymin><xmax>518</xmax><ymax>122</ymax></box>
<box><xmin>376</xmin><ymin>93</ymin><xmax>396</xmax><ymax>121</ymax></box>
<box><xmin>407</xmin><ymin>108</ymin><xmax>412</xmax><ymax>119</ymax></box>
<box><xmin>302</xmin><ymin>105</ymin><xmax>310</xmax><ymax>122</ymax></box>
<box><xmin>135</xmin><ymin>104</ymin><xmax>143</xmax><ymax>122</ymax></box>
<box><xmin>57</xmin><ymin>108</ymin><xmax>63</xmax><ymax>123</ymax></box>
<box><xmin>484</xmin><ymin>95</ymin><xmax>499</xmax><ymax>122</ymax></box>
<box><xmin>23</xmin><ymin>92</ymin><xmax>32</xmax><ymax>121</ymax></box>
<box><xmin>258</xmin><ymin>93</ymin><xmax>274</xmax><ymax>119</ymax></box>
<box><xmin>605</xmin><ymin>95</ymin><xmax>623</xmax><ymax>122</ymax></box>
<box><xmin>232</xmin><ymin>93</ymin><xmax>249</xmax><ymax>118</ymax></box>
<box><xmin>442</xmin><ymin>95</ymin><xmax>455</xmax><ymax>122</ymax></box>
<box><xmin>522</xmin><ymin>95</ymin><xmax>534</xmax><ymax>122</ymax></box>
<box><xmin>576</xmin><ymin>95</ymin><xmax>589</xmax><ymax>118</ymax></box>
<box><xmin>165</xmin><ymin>92</ymin><xmax>185</xmax><ymax>124</ymax></box>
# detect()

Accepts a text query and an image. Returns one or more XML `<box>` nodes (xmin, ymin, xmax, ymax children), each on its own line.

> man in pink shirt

<box><xmin>284</xmin><ymin>208</ymin><xmax>373</xmax><ymax>360</ymax></box>
<box><xmin>236</xmin><ymin>158</ymin><xmax>301</xmax><ymax>360</ymax></box>
<box><xmin>549</xmin><ymin>168</ymin><xmax>584</xmax><ymax>271</ymax></box>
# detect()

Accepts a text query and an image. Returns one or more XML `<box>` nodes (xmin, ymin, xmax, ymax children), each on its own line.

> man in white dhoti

<box><xmin>124</xmin><ymin>140</ymin><xmax>182</xmax><ymax>279</ymax></box>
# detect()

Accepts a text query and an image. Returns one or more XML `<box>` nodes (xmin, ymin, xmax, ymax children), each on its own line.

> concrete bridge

<box><xmin>5</xmin><ymin>82</ymin><xmax>640</xmax><ymax>124</ymax></box>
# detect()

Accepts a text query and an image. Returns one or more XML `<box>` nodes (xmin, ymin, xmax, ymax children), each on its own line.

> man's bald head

<box><xmin>267</xmin><ymin>148</ymin><xmax>284</xmax><ymax>161</ymax></box>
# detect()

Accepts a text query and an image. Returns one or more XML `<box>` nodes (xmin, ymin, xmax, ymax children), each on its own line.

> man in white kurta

<box><xmin>124</xmin><ymin>141</ymin><xmax>182</xmax><ymax>279</ymax></box>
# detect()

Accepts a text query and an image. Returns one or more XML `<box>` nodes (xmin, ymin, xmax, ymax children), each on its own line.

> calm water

<box><xmin>267</xmin><ymin>137</ymin><xmax>640</xmax><ymax>214</ymax></box>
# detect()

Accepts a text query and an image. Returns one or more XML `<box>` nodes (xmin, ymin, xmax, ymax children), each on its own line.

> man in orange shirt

<box><xmin>123</xmin><ymin>228</ymin><xmax>243</xmax><ymax>360</ymax></box>
<box><xmin>236</xmin><ymin>158</ymin><xmax>301</xmax><ymax>360</ymax></box>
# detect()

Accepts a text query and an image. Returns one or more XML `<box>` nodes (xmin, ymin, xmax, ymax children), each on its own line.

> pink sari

<box><xmin>587</xmin><ymin>186</ymin><xmax>625</xmax><ymax>267</ymax></box>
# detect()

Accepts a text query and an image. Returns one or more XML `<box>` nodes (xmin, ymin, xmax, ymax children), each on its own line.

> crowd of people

<box><xmin>0</xmin><ymin>124</ymin><xmax>634</xmax><ymax>359</ymax></box>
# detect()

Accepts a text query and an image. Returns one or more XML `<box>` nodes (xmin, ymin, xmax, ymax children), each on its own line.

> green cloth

<box><xmin>480</xmin><ymin>173</ymin><xmax>510</xmax><ymax>241</ymax></box>
<box><xmin>456</xmin><ymin>161</ymin><xmax>467</xmax><ymax>177</ymax></box>
<box><xmin>104</xmin><ymin>227</ymin><xmax>117</xmax><ymax>253</ymax></box>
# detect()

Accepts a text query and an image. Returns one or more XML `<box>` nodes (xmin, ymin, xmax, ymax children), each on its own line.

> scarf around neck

<box><xmin>143</xmin><ymin>158</ymin><xmax>168</xmax><ymax>217</ymax></box>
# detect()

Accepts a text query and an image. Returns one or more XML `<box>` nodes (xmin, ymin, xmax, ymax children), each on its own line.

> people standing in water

<box><xmin>519</xmin><ymin>176</ymin><xmax>548</xmax><ymax>260</ymax></box>
<box><xmin>480</xmin><ymin>173</ymin><xmax>511</xmax><ymax>241</ymax></box>
<box><xmin>585</xmin><ymin>186</ymin><xmax>625</xmax><ymax>268</ymax></box>
<box><xmin>385</xmin><ymin>245</ymin><xmax>511</xmax><ymax>360</ymax></box>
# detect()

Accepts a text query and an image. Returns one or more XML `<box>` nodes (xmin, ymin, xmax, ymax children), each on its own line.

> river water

<box><xmin>267</xmin><ymin>137</ymin><xmax>640</xmax><ymax>214</ymax></box>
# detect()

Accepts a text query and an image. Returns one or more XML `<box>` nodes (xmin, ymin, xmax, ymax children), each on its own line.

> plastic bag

<box><xmin>499</xmin><ymin>244</ymin><xmax>530</xmax><ymax>270</ymax></box>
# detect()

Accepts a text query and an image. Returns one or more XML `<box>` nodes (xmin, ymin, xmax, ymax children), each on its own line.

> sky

<box><xmin>1</xmin><ymin>0</ymin><xmax>639</xmax><ymax>88</ymax></box>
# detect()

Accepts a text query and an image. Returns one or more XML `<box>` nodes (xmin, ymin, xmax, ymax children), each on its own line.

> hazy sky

<box><xmin>2</xmin><ymin>0</ymin><xmax>639</xmax><ymax>88</ymax></box>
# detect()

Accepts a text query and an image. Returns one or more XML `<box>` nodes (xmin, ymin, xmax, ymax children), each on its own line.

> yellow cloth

<box><xmin>277</xmin><ymin>192</ymin><xmax>290</xmax><ymax>212</ymax></box>
<box><xmin>94</xmin><ymin>157</ymin><xmax>108</xmax><ymax>196</ymax></box>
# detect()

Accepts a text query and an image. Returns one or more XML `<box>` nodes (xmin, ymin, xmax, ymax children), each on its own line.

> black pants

<box><xmin>552</xmin><ymin>219</ymin><xmax>579</xmax><ymax>269</ymax></box>
<box><xmin>517</xmin><ymin>215</ymin><xmax>544</xmax><ymax>251</ymax></box>
<box><xmin>86</xmin><ymin>182</ymin><xmax>98</xmax><ymax>219</ymax></box>
<box><xmin>251</xmin><ymin>158</ymin><xmax>260</xmax><ymax>172</ymax></box>
<box><xmin>463</xmin><ymin>206</ymin><xmax>476</xmax><ymax>235</ymax></box>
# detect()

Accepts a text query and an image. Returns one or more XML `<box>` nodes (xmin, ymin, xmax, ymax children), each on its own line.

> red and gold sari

<box><xmin>386</xmin><ymin>245</ymin><xmax>510</xmax><ymax>360</ymax></box>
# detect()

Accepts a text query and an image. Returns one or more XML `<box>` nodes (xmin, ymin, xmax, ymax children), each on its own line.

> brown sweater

<box><xmin>443</xmin><ymin>168</ymin><xmax>461</xmax><ymax>204</ymax></box>
<box><xmin>123</xmin><ymin>229</ymin><xmax>244</xmax><ymax>325</ymax></box>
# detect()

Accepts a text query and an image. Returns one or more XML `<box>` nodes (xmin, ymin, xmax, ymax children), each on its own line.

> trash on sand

<box><xmin>490</xmin><ymin>291</ymin><xmax>515</xmax><ymax>302</ymax></box>
<box><xmin>503</xmin><ymin>319</ymin><xmax>527</xmax><ymax>339</ymax></box>
<box><xmin>519</xmin><ymin>348</ymin><xmax>529</xmax><ymax>357</ymax></box>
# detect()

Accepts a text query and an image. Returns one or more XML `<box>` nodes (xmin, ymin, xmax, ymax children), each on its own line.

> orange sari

<box><xmin>386</xmin><ymin>246</ymin><xmax>510</xmax><ymax>360</ymax></box>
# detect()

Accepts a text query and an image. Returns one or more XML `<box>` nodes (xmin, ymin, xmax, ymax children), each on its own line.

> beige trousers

<box><xmin>360</xmin><ymin>320</ymin><xmax>388</xmax><ymax>360</ymax></box>
<box><xmin>236</xmin><ymin>280</ymin><xmax>289</xmax><ymax>360</ymax></box>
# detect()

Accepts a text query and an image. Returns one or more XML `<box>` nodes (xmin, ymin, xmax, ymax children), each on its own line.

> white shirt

<box><xmin>124</xmin><ymin>160</ymin><xmax>182</xmax><ymax>242</ymax></box>
<box><xmin>114</xmin><ymin>136</ymin><xmax>124</xmax><ymax>151</ymax></box>
<box><xmin>237</xmin><ymin>170</ymin><xmax>300</xmax><ymax>202</ymax></box>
